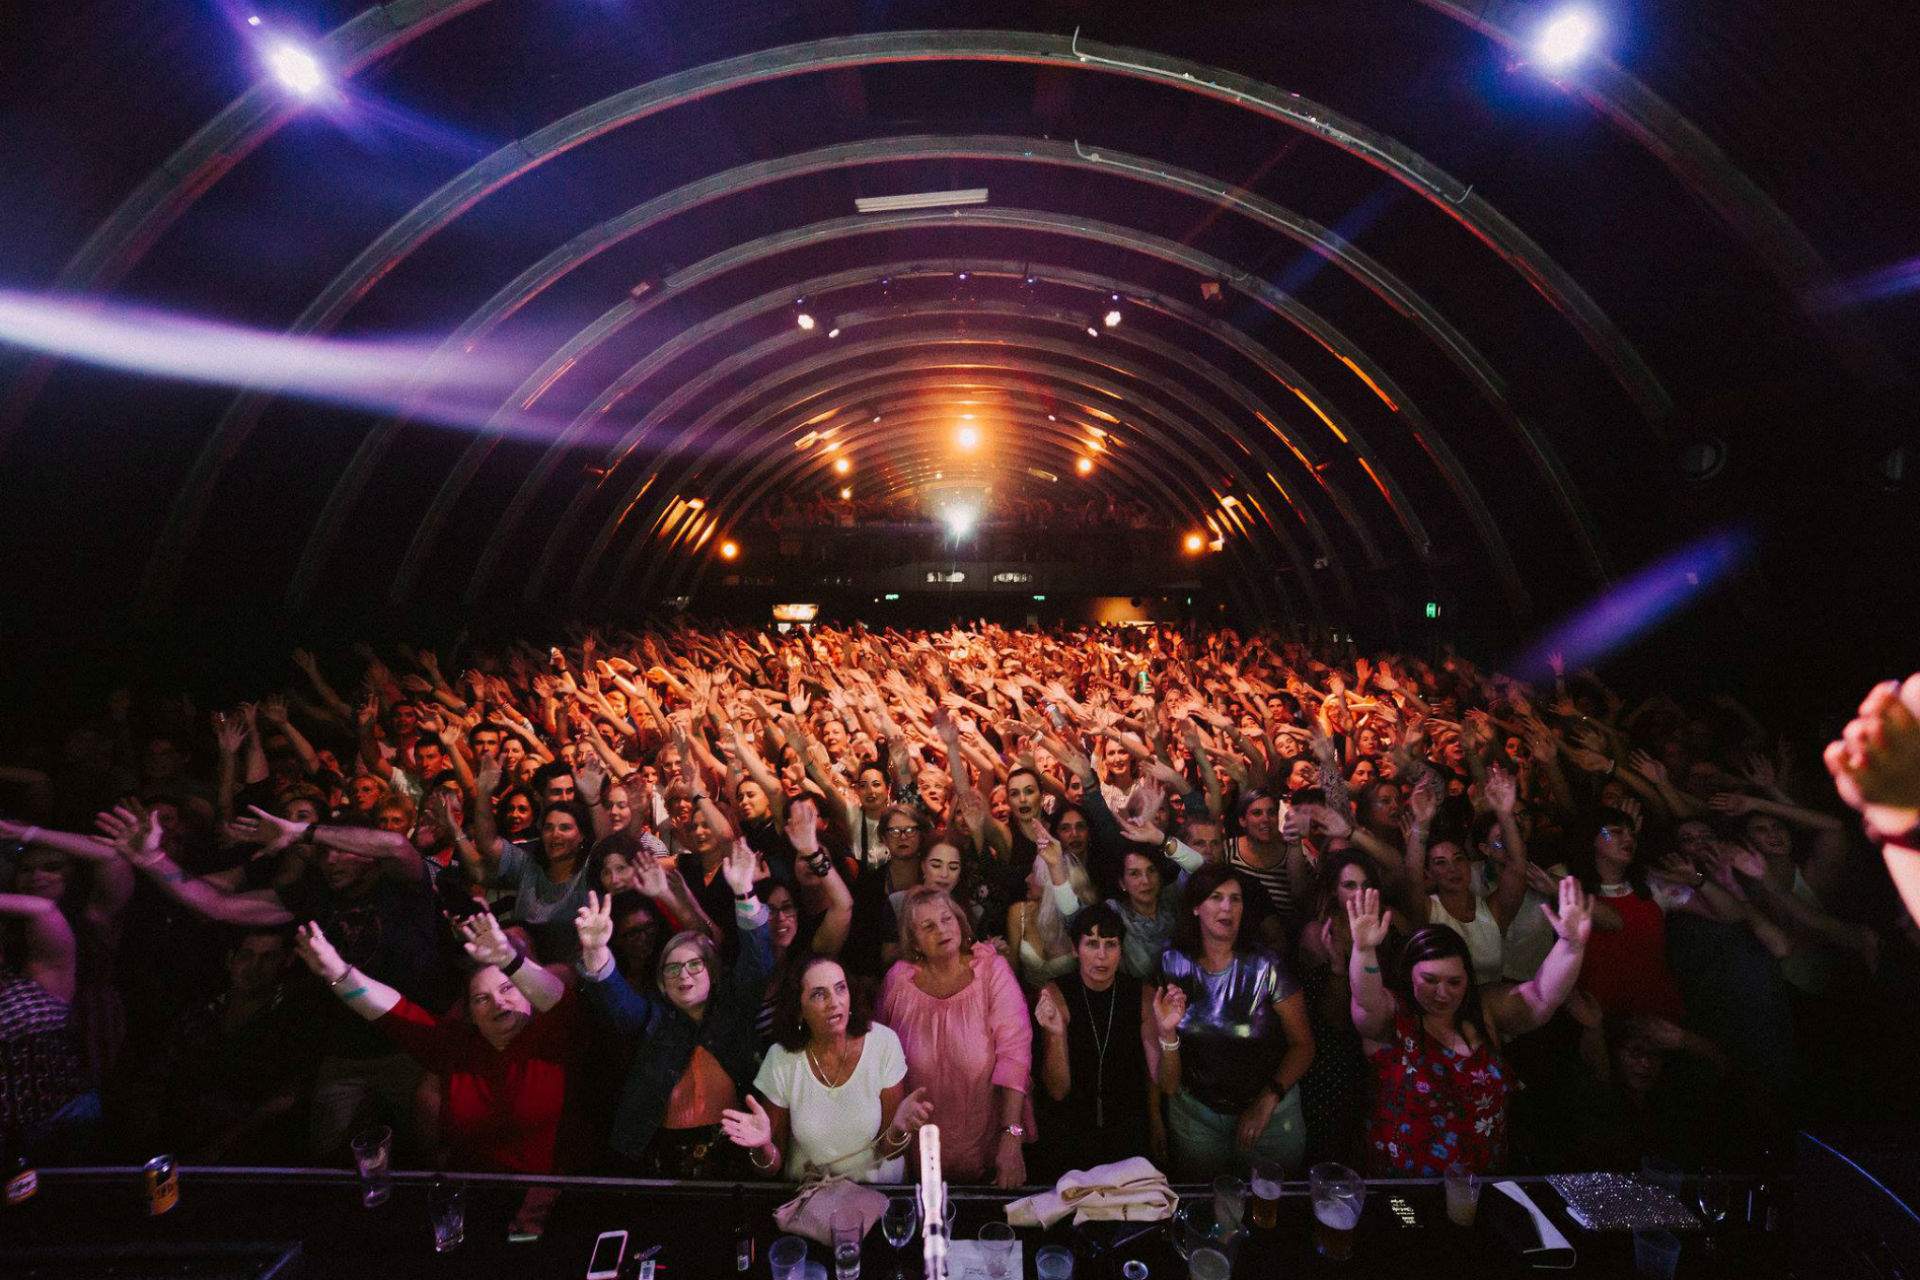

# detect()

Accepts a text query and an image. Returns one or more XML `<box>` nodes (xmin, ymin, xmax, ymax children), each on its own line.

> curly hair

<box><xmin>770</xmin><ymin>954</ymin><xmax>872</xmax><ymax>1052</ymax></box>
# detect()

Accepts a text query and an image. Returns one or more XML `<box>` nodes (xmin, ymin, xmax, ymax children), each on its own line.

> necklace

<box><xmin>1079</xmin><ymin>979</ymin><xmax>1119</xmax><ymax>1128</ymax></box>
<box><xmin>807</xmin><ymin>1041</ymin><xmax>856</xmax><ymax>1089</ymax></box>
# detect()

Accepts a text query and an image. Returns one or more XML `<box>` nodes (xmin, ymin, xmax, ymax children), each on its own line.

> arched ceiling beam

<box><xmin>636</xmin><ymin>411</ymin><xmax>1302</xmax><ymax>624</ymax></box>
<box><xmin>569</xmin><ymin>322</ymin><xmax>1361</xmax><ymax>614</ymax></box>
<box><xmin>0</xmin><ymin>0</ymin><xmax>494</xmax><ymax>450</ymax></box>
<box><xmin>295</xmin><ymin>132</ymin><xmax>1600</xmax><ymax>599</ymax></box>
<box><xmin>438</xmin><ymin>257</ymin><xmax>1403</xmax><ymax>618</ymax></box>
<box><xmin>1411</xmin><ymin>0</ymin><xmax>1896</xmax><ymax>383</ymax></box>
<box><xmin>145</xmin><ymin>28</ymin><xmax>1653</xmax><ymax>614</ymax></box>
<box><xmin>582</xmin><ymin>349</ymin><xmax>1337</xmax><ymax>621</ymax></box>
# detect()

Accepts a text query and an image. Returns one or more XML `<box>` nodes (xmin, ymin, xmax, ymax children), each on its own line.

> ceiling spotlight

<box><xmin>1103</xmin><ymin>309</ymin><xmax>1123</xmax><ymax>328</ymax></box>
<box><xmin>718</xmin><ymin>540</ymin><xmax>740</xmax><ymax>561</ymax></box>
<box><xmin>944</xmin><ymin>506</ymin><xmax>978</xmax><ymax>539</ymax></box>
<box><xmin>1535</xmin><ymin>7</ymin><xmax>1599</xmax><ymax>68</ymax></box>
<box><xmin>1199</xmin><ymin>280</ymin><xmax>1225</xmax><ymax>305</ymax></box>
<box><xmin>826</xmin><ymin>325</ymin><xmax>841</xmax><ymax>339</ymax></box>
<box><xmin>833</xmin><ymin>457</ymin><xmax>852</xmax><ymax>475</ymax></box>
<box><xmin>1075</xmin><ymin>457</ymin><xmax>1094</xmax><ymax>475</ymax></box>
<box><xmin>1183</xmin><ymin>532</ymin><xmax>1206</xmax><ymax>555</ymax></box>
<box><xmin>955</xmin><ymin>271</ymin><xmax>970</xmax><ymax>284</ymax></box>
<box><xmin>793</xmin><ymin>297</ymin><xmax>815</xmax><ymax>330</ymax></box>
<box><xmin>247</xmin><ymin>14</ymin><xmax>263</xmax><ymax>26</ymax></box>
<box><xmin>1046</xmin><ymin>414</ymin><xmax>1057</xmax><ymax>422</ymax></box>
<box><xmin>956</xmin><ymin>425</ymin><xmax>980</xmax><ymax>451</ymax></box>
<box><xmin>266</xmin><ymin>40</ymin><xmax>326</xmax><ymax>96</ymax></box>
<box><xmin>1086</xmin><ymin>325</ymin><xmax>1100</xmax><ymax>338</ymax></box>
<box><xmin>839</xmin><ymin>486</ymin><xmax>853</xmax><ymax>500</ymax></box>
<box><xmin>685</xmin><ymin>498</ymin><xmax>705</xmax><ymax>510</ymax></box>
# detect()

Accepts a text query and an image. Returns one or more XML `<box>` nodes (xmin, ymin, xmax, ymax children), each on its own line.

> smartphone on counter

<box><xmin>587</xmin><ymin>1229</ymin><xmax>628</xmax><ymax>1280</ymax></box>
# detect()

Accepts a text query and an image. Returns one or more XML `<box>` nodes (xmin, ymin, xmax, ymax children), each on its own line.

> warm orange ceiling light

<box><xmin>718</xmin><ymin>540</ymin><xmax>739</xmax><ymax>561</ymax></box>
<box><xmin>1075</xmin><ymin>457</ymin><xmax>1094</xmax><ymax>475</ymax></box>
<box><xmin>834</xmin><ymin>457</ymin><xmax>852</xmax><ymax>475</ymax></box>
<box><xmin>1183</xmin><ymin>531</ymin><xmax>1206</xmax><ymax>554</ymax></box>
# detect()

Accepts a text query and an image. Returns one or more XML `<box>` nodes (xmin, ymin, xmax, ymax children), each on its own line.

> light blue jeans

<box><xmin>1168</xmin><ymin>1086</ymin><xmax>1306</xmax><ymax>1181</ymax></box>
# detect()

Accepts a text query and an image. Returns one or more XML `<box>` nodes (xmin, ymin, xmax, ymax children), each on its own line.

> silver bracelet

<box><xmin>1159</xmin><ymin>1037</ymin><xmax>1181</xmax><ymax>1052</ymax></box>
<box><xmin>328</xmin><ymin>966</ymin><xmax>359</xmax><ymax>990</ymax></box>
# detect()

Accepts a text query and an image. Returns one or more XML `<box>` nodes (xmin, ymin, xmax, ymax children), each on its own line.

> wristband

<box><xmin>303</xmin><ymin>822</ymin><xmax>320</xmax><ymax>844</ymax></box>
<box><xmin>499</xmin><ymin>949</ymin><xmax>527</xmax><ymax>979</ymax></box>
<box><xmin>1363</xmin><ymin>964</ymin><xmax>1381</xmax><ymax>973</ymax></box>
<box><xmin>1159</xmin><ymin>1037</ymin><xmax>1181</xmax><ymax>1052</ymax></box>
<box><xmin>748</xmin><ymin>1146</ymin><xmax>777</xmax><ymax>1171</ymax></box>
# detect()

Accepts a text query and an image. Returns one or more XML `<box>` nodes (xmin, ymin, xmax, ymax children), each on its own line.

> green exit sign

<box><xmin>1424</xmin><ymin>601</ymin><xmax>1440</xmax><ymax>619</ymax></box>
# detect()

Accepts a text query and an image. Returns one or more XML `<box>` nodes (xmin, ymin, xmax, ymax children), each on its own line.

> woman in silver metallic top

<box><xmin>1153</xmin><ymin>863</ymin><xmax>1315</xmax><ymax>1179</ymax></box>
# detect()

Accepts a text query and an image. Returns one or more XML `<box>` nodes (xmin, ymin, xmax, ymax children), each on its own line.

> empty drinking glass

<box><xmin>1034</xmin><ymin>1244</ymin><xmax>1074</xmax><ymax>1280</ymax></box>
<box><xmin>770</xmin><ymin>1235</ymin><xmax>810</xmax><ymax>1280</ymax></box>
<box><xmin>977</xmin><ymin>1222</ymin><xmax>1016</xmax><ymax>1280</ymax></box>
<box><xmin>349</xmin><ymin>1126</ymin><xmax>392</xmax><ymax>1208</ymax></box>
<box><xmin>427</xmin><ymin>1179</ymin><xmax>464</xmax><ymax>1252</ymax></box>
<box><xmin>1212</xmin><ymin>1176</ymin><xmax>1246</xmax><ymax>1235</ymax></box>
<box><xmin>1187</xmin><ymin>1247</ymin><xmax>1231</xmax><ymax>1280</ymax></box>
<box><xmin>881</xmin><ymin>1197</ymin><xmax>919</xmax><ymax>1279</ymax></box>
<box><xmin>831</xmin><ymin>1209</ymin><xmax>864</xmax><ymax>1280</ymax></box>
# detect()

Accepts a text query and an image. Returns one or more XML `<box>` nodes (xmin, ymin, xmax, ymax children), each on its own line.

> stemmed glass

<box><xmin>881</xmin><ymin>1196</ymin><xmax>920</xmax><ymax>1280</ymax></box>
<box><xmin>1696</xmin><ymin>1170</ymin><xmax>1731</xmax><ymax>1254</ymax></box>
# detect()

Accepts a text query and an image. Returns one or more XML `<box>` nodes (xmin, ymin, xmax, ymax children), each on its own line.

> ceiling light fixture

<box><xmin>266</xmin><ymin>40</ymin><xmax>326</xmax><ymax>96</ymax></box>
<box><xmin>1535</xmin><ymin>7</ymin><xmax>1599</xmax><ymax>68</ymax></box>
<box><xmin>855</xmin><ymin>188</ymin><xmax>989</xmax><ymax>213</ymax></box>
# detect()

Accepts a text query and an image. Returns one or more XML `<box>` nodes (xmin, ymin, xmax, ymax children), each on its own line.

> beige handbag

<box><xmin>773</xmin><ymin>1174</ymin><xmax>889</xmax><ymax>1245</ymax></box>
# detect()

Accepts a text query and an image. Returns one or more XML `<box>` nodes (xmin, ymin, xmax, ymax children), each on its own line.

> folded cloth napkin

<box><xmin>1005</xmin><ymin>1157</ymin><xmax>1180</xmax><ymax>1228</ymax></box>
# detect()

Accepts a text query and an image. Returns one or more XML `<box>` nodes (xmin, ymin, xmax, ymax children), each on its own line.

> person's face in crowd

<box><xmin>1265</xmin><ymin>697</ymin><xmax>1294</xmax><ymax>725</ymax></box>
<box><xmin>544</xmin><ymin>774</ymin><xmax>576</xmax><ymax>806</ymax></box>
<box><xmin>320</xmin><ymin>847</ymin><xmax>378</xmax><ymax>893</ymax></box>
<box><xmin>1286</xmin><ymin>758</ymin><xmax>1319</xmax><ymax>791</ymax></box>
<box><xmin>1440</xmin><ymin>735</ymin><xmax>1466</xmax><ymax>769</ymax></box>
<box><xmin>1347</xmin><ymin>758</ymin><xmax>1377</xmax><ymax>789</ymax></box>
<box><xmin>1334</xmin><ymin>861</ymin><xmax>1373</xmax><ymax>915</ymax></box>
<box><xmin>1103</xmin><ymin>740</ymin><xmax>1135</xmax><ymax>783</ymax></box>
<box><xmin>1063</xmin><ymin>770</ymin><xmax>1085</xmax><ymax>806</ymax></box>
<box><xmin>316</xmin><ymin>749</ymin><xmax>344</xmax><ymax>777</ymax></box>
<box><xmin>736</xmin><ymin>779</ymin><xmax>772</xmax><ymax>823</ymax></box>
<box><xmin>1428</xmin><ymin>842</ymin><xmax>1472</xmax><ymax>894</ymax></box>
<box><xmin>767</xmin><ymin>884</ymin><xmax>801</xmax><ymax>951</ymax></box>
<box><xmin>605</xmin><ymin>784</ymin><xmax>632</xmax><ymax>832</ymax></box>
<box><xmin>1365</xmin><ymin>783</ymin><xmax>1402</xmax><ymax>830</ymax></box>
<box><xmin>921</xmin><ymin>844</ymin><xmax>964</xmax><ymax>894</ymax></box>
<box><xmin>1411</xmin><ymin>955</ymin><xmax>1470</xmax><ymax>1021</ymax></box>
<box><xmin>391</xmin><ymin>704</ymin><xmax>420</xmax><ymax>738</ymax></box>
<box><xmin>883</xmin><ymin>814</ymin><xmax>923</xmax><ymax>860</ymax></box>
<box><xmin>470</xmin><ymin>728</ymin><xmax>502</xmax><ymax>761</ymax></box>
<box><xmin>350</xmin><ymin>775</ymin><xmax>385</xmax><ymax>812</ymax></box>
<box><xmin>1743</xmin><ymin>812</ymin><xmax>1792</xmax><ymax>864</ymax></box>
<box><xmin>284</xmin><ymin>796</ymin><xmax>322</xmax><ymax>826</ymax></box>
<box><xmin>542</xmin><ymin>808</ymin><xmax>584</xmax><ymax>862</ymax></box>
<box><xmin>613</xmin><ymin>904</ymin><xmax>660</xmax><ymax>982</ymax></box>
<box><xmin>660</xmin><ymin>940</ymin><xmax>713</xmax><ymax>1013</ymax></box>
<box><xmin>598</xmin><ymin>851</ymin><xmax>638</xmax><ymax>895</ymax></box>
<box><xmin>502</xmin><ymin>791</ymin><xmax>537</xmax><ymax>836</ymax></box>
<box><xmin>414</xmin><ymin>739</ymin><xmax>448</xmax><ymax>777</ymax></box>
<box><xmin>1007</xmin><ymin>773</ymin><xmax>1043</xmax><ymax>823</ymax></box>
<box><xmin>852</xmin><ymin>732</ymin><xmax>879</xmax><ymax>768</ymax></box>
<box><xmin>1593</xmin><ymin>821</ymin><xmax>1636</xmax><ymax>877</ymax></box>
<box><xmin>500</xmin><ymin>734</ymin><xmax>529</xmax><ymax>771</ymax></box>
<box><xmin>917</xmin><ymin>769</ymin><xmax>950</xmax><ymax>815</ymax></box>
<box><xmin>1355</xmin><ymin>726</ymin><xmax>1381</xmax><ymax>756</ymax></box>
<box><xmin>1242</xmin><ymin>795</ymin><xmax>1279</xmax><ymax>843</ymax></box>
<box><xmin>226</xmin><ymin>932</ymin><xmax>293</xmax><ymax>998</ymax></box>
<box><xmin>1076</xmin><ymin>927</ymin><xmax>1124</xmax><ymax>990</ymax></box>
<box><xmin>989</xmin><ymin>786</ymin><xmax>1011</xmax><ymax>825</ymax></box>
<box><xmin>1183</xmin><ymin>821</ymin><xmax>1225</xmax><ymax>863</ymax></box>
<box><xmin>1478</xmin><ymin>818</ymin><xmax>1513</xmax><ymax>865</ymax></box>
<box><xmin>375</xmin><ymin>803</ymin><xmax>412</xmax><ymax>834</ymax></box>
<box><xmin>1613</xmin><ymin>1028</ymin><xmax>1664</xmax><ymax>1095</ymax></box>
<box><xmin>667</xmin><ymin>795</ymin><xmax>695</xmax><ymax>835</ymax></box>
<box><xmin>689</xmin><ymin>808</ymin><xmax>720</xmax><ymax>853</ymax></box>
<box><xmin>910</xmin><ymin>898</ymin><xmax>965</xmax><ymax>962</ymax></box>
<box><xmin>1056</xmin><ymin>809</ymin><xmax>1091</xmax><ymax>860</ymax></box>
<box><xmin>604</xmin><ymin>689</ymin><xmax>629</xmax><ymax>720</ymax></box>
<box><xmin>468</xmin><ymin>965</ymin><xmax>533</xmax><ymax>1042</ymax></box>
<box><xmin>14</xmin><ymin>850</ymin><xmax>71</xmax><ymax>901</ymax></box>
<box><xmin>820</xmin><ymin>719</ymin><xmax>849</xmax><ymax>757</ymax></box>
<box><xmin>655</xmin><ymin>743</ymin><xmax>683</xmax><ymax>777</ymax></box>
<box><xmin>1194</xmin><ymin>878</ymin><xmax>1244</xmax><ymax>945</ymax></box>
<box><xmin>640</xmin><ymin>764</ymin><xmax>661</xmax><ymax>791</ymax></box>
<box><xmin>856</xmin><ymin>765</ymin><xmax>890</xmax><ymax>812</ymax></box>
<box><xmin>144</xmin><ymin>736</ymin><xmax>187</xmax><ymax>781</ymax></box>
<box><xmin>1121</xmin><ymin>851</ymin><xmax>1161</xmax><ymax>911</ymax></box>
<box><xmin>799</xmin><ymin>960</ymin><xmax>853</xmax><ymax>1041</ymax></box>
<box><xmin>1674</xmin><ymin>820</ymin><xmax>1714</xmax><ymax>865</ymax></box>
<box><xmin>1599</xmin><ymin>778</ymin><xmax>1631</xmax><ymax>810</ymax></box>
<box><xmin>1504</xmin><ymin>735</ymin><xmax>1527</xmax><ymax>762</ymax></box>
<box><xmin>559</xmin><ymin>742</ymin><xmax>584</xmax><ymax>770</ymax></box>
<box><xmin>1376</xmin><ymin>755</ymin><xmax>1399</xmax><ymax>781</ymax></box>
<box><xmin>1272</xmin><ymin>734</ymin><xmax>1302</xmax><ymax>761</ymax></box>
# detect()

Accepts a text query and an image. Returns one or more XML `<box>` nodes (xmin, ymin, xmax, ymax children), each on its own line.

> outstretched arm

<box><xmin>1490</xmin><ymin>877</ymin><xmax>1591</xmax><ymax>1036</ymax></box>
<box><xmin>0</xmin><ymin>893</ymin><xmax>76</xmax><ymax>1003</ymax></box>
<box><xmin>98</xmin><ymin>806</ymin><xmax>294</xmax><ymax>927</ymax></box>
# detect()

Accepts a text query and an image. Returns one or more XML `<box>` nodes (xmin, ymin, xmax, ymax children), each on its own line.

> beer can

<box><xmin>143</xmin><ymin>1155</ymin><xmax>178</xmax><ymax>1215</ymax></box>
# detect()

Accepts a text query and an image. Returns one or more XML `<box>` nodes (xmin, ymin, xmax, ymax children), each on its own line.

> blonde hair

<box><xmin>1030</xmin><ymin>851</ymin><xmax>1096</xmax><ymax>956</ymax></box>
<box><xmin>896</xmin><ymin>886</ymin><xmax>975</xmax><ymax>964</ymax></box>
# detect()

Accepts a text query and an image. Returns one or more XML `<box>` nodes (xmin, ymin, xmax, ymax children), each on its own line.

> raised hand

<box><xmin>1484</xmin><ymin>767</ymin><xmax>1517</xmax><ymax>816</ymax></box>
<box><xmin>721</xmin><ymin>839</ymin><xmax>759</xmax><ymax>898</ymax></box>
<box><xmin>575</xmin><ymin>758</ymin><xmax>607</xmax><ymax>805</ymax></box>
<box><xmin>631</xmin><ymin>847</ymin><xmax>671</xmax><ymax>899</ymax></box>
<box><xmin>474</xmin><ymin>758</ymin><xmax>502</xmax><ymax>797</ymax></box>
<box><xmin>1152</xmin><ymin>983</ymin><xmax>1188</xmax><ymax>1038</ymax></box>
<box><xmin>1707</xmin><ymin>792</ymin><xmax>1756</xmax><ymax>817</ymax></box>
<box><xmin>293</xmin><ymin>921</ymin><xmax>349</xmax><ymax>984</ymax></box>
<box><xmin>1540</xmin><ymin>876</ymin><xmax>1593</xmax><ymax>949</ymax></box>
<box><xmin>458</xmin><ymin>911</ymin><xmax>518</xmax><ymax>968</ymax></box>
<box><xmin>1346</xmin><ymin>886</ymin><xmax>1394</xmax><ymax>952</ymax></box>
<box><xmin>95</xmin><ymin>803</ymin><xmax>165</xmax><ymax>865</ymax></box>
<box><xmin>225</xmin><ymin>804</ymin><xmax>306</xmax><ymax>853</ymax></box>
<box><xmin>1406</xmin><ymin>776</ymin><xmax>1439</xmax><ymax>827</ymax></box>
<box><xmin>784</xmin><ymin>796</ymin><xmax>820</xmax><ymax>855</ymax></box>
<box><xmin>212</xmin><ymin>711</ymin><xmax>247</xmax><ymax>756</ymax></box>
<box><xmin>719</xmin><ymin>1095</ymin><xmax>774</xmax><ymax>1151</ymax></box>
<box><xmin>259</xmin><ymin>693</ymin><xmax>291</xmax><ymax>724</ymax></box>
<box><xmin>1033</xmin><ymin>985</ymin><xmax>1069</xmax><ymax>1036</ymax></box>
<box><xmin>575</xmin><ymin>891</ymin><xmax>615</xmax><ymax>970</ymax></box>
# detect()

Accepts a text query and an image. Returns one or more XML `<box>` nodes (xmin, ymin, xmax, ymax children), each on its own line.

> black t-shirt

<box><xmin>277</xmin><ymin>863</ymin><xmax>456</xmax><ymax>1059</ymax></box>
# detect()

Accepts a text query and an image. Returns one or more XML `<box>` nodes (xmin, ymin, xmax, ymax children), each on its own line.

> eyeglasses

<box><xmin>661</xmin><ymin>957</ymin><xmax>708</xmax><ymax>980</ymax></box>
<box><xmin>768</xmin><ymin>903</ymin><xmax>801</xmax><ymax>919</ymax></box>
<box><xmin>883</xmin><ymin>826</ymin><xmax>919</xmax><ymax>837</ymax></box>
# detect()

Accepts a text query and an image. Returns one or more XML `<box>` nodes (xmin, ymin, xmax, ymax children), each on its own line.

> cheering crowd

<box><xmin>3</xmin><ymin>624</ymin><xmax>1917</xmax><ymax>1204</ymax></box>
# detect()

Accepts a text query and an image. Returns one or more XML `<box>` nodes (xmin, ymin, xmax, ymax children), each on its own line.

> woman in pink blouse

<box><xmin>877</xmin><ymin>887</ymin><xmax>1033</xmax><ymax>1186</ymax></box>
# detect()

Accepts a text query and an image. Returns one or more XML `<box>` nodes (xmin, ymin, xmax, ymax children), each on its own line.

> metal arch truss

<box><xmin>141</xmin><ymin>28</ymin><xmax>1669</xmax><ymax>616</ymax></box>
<box><xmin>301</xmin><ymin>133</ymin><xmax>1605</xmax><ymax>607</ymax></box>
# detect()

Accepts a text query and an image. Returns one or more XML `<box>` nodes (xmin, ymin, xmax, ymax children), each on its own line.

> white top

<box><xmin>754</xmin><ymin>1022</ymin><xmax>909</xmax><ymax>1182</ymax></box>
<box><xmin>1428</xmin><ymin>891</ymin><xmax>1506</xmax><ymax>986</ymax></box>
<box><xmin>1473</xmin><ymin>864</ymin><xmax>1553</xmax><ymax>983</ymax></box>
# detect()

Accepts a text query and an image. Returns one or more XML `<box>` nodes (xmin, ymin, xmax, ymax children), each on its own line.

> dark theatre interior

<box><xmin>2</xmin><ymin>2</ymin><xmax>1918</xmax><ymax>1277</ymax></box>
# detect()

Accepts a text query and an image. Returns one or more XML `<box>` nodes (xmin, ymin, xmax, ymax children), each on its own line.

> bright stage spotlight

<box><xmin>839</xmin><ymin>487</ymin><xmax>853</xmax><ymax>499</ymax></box>
<box><xmin>834</xmin><ymin>456</ymin><xmax>852</xmax><ymax>475</ymax></box>
<box><xmin>794</xmin><ymin>298</ymin><xmax>816</xmax><ymax>330</ymax></box>
<box><xmin>1183</xmin><ymin>531</ymin><xmax>1206</xmax><ymax>554</ymax></box>
<box><xmin>1103</xmin><ymin>294</ymin><xmax>1123</xmax><ymax>328</ymax></box>
<box><xmin>1075</xmin><ymin>457</ymin><xmax>1094</xmax><ymax>475</ymax></box>
<box><xmin>718</xmin><ymin>540</ymin><xmax>740</xmax><ymax>561</ymax></box>
<box><xmin>944</xmin><ymin>506</ymin><xmax>978</xmax><ymax>540</ymax></box>
<box><xmin>956</xmin><ymin>424</ymin><xmax>980</xmax><ymax>451</ymax></box>
<box><xmin>1536</xmin><ymin>8</ymin><xmax>1599</xmax><ymax>68</ymax></box>
<box><xmin>266</xmin><ymin>40</ymin><xmax>326</xmax><ymax>96</ymax></box>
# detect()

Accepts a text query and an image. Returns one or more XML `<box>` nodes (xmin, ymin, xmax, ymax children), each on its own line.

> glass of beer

<box><xmin>1249</xmin><ymin>1161</ymin><xmax>1284</xmax><ymax>1231</ymax></box>
<box><xmin>1444</xmin><ymin>1163</ymin><xmax>1481</xmax><ymax>1228</ymax></box>
<box><xmin>1309</xmin><ymin>1163</ymin><xmax>1365</xmax><ymax>1262</ymax></box>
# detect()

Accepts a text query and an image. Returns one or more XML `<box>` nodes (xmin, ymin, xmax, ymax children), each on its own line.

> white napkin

<box><xmin>1005</xmin><ymin>1156</ymin><xmax>1180</xmax><ymax>1228</ymax></box>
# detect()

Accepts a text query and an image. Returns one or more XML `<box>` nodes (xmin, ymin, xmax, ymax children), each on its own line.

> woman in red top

<box><xmin>293</xmin><ymin>911</ymin><xmax>580</xmax><ymax>1174</ymax></box>
<box><xmin>1347</xmin><ymin>879</ymin><xmax>1591</xmax><ymax>1176</ymax></box>
<box><xmin>1570</xmin><ymin>809</ymin><xmax>1687</xmax><ymax>1021</ymax></box>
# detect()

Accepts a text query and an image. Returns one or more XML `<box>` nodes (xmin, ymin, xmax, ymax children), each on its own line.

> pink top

<box><xmin>876</xmin><ymin>944</ymin><xmax>1033</xmax><ymax>1180</ymax></box>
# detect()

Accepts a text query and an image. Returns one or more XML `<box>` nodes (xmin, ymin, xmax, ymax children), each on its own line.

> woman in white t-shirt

<box><xmin>721</xmin><ymin>956</ymin><xmax>931</xmax><ymax>1181</ymax></box>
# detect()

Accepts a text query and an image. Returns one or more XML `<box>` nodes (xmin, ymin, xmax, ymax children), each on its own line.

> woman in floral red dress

<box><xmin>1346</xmin><ymin>879</ymin><xmax>1592</xmax><ymax>1176</ymax></box>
